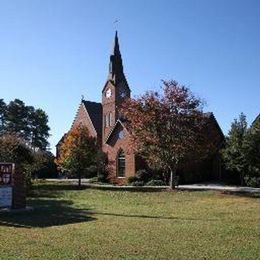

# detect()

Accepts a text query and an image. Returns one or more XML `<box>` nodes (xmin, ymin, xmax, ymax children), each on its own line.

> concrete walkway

<box><xmin>178</xmin><ymin>183</ymin><xmax>260</xmax><ymax>194</ymax></box>
<box><xmin>44</xmin><ymin>179</ymin><xmax>260</xmax><ymax>194</ymax></box>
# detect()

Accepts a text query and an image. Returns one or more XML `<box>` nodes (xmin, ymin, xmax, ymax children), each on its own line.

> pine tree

<box><xmin>5</xmin><ymin>99</ymin><xmax>29</xmax><ymax>139</ymax></box>
<box><xmin>0</xmin><ymin>99</ymin><xmax>6</xmax><ymax>134</ymax></box>
<box><xmin>28</xmin><ymin>108</ymin><xmax>50</xmax><ymax>150</ymax></box>
<box><xmin>222</xmin><ymin>113</ymin><xmax>248</xmax><ymax>185</ymax></box>
<box><xmin>1</xmin><ymin>98</ymin><xmax>50</xmax><ymax>151</ymax></box>
<box><xmin>243</xmin><ymin>115</ymin><xmax>260</xmax><ymax>187</ymax></box>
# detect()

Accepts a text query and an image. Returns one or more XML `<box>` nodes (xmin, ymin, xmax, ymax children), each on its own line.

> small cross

<box><xmin>113</xmin><ymin>19</ymin><xmax>119</xmax><ymax>30</ymax></box>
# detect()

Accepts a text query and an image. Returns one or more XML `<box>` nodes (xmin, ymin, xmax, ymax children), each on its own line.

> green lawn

<box><xmin>0</xmin><ymin>182</ymin><xmax>259</xmax><ymax>260</ymax></box>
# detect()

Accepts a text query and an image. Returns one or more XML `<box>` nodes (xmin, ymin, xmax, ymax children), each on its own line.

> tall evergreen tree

<box><xmin>1</xmin><ymin>98</ymin><xmax>50</xmax><ymax>151</ymax></box>
<box><xmin>0</xmin><ymin>99</ymin><xmax>6</xmax><ymax>134</ymax></box>
<box><xmin>243</xmin><ymin>115</ymin><xmax>260</xmax><ymax>186</ymax></box>
<box><xmin>222</xmin><ymin>113</ymin><xmax>248</xmax><ymax>185</ymax></box>
<box><xmin>5</xmin><ymin>99</ymin><xmax>29</xmax><ymax>139</ymax></box>
<box><xmin>28</xmin><ymin>108</ymin><xmax>50</xmax><ymax>150</ymax></box>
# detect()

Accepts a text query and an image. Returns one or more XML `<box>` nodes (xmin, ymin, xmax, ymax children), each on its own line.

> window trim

<box><xmin>105</xmin><ymin>114</ymin><xmax>109</xmax><ymax>128</ymax></box>
<box><xmin>117</xmin><ymin>149</ymin><xmax>126</xmax><ymax>178</ymax></box>
<box><xmin>109</xmin><ymin>112</ymin><xmax>113</xmax><ymax>126</ymax></box>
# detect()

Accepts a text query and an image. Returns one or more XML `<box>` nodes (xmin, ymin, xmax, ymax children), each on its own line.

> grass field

<box><xmin>0</xmin><ymin>182</ymin><xmax>259</xmax><ymax>260</ymax></box>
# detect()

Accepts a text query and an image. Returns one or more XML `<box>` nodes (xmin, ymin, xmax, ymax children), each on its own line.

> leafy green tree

<box><xmin>5</xmin><ymin>99</ymin><xmax>29</xmax><ymax>139</ymax></box>
<box><xmin>0</xmin><ymin>99</ymin><xmax>6</xmax><ymax>134</ymax></box>
<box><xmin>1</xmin><ymin>98</ymin><xmax>50</xmax><ymax>151</ymax></box>
<box><xmin>26</xmin><ymin>150</ymin><xmax>57</xmax><ymax>179</ymax></box>
<box><xmin>243</xmin><ymin>115</ymin><xmax>260</xmax><ymax>187</ymax></box>
<box><xmin>28</xmin><ymin>108</ymin><xmax>50</xmax><ymax>150</ymax></box>
<box><xmin>120</xmin><ymin>80</ymin><xmax>212</xmax><ymax>189</ymax></box>
<box><xmin>0</xmin><ymin>134</ymin><xmax>33</xmax><ymax>191</ymax></box>
<box><xmin>222</xmin><ymin>113</ymin><xmax>248</xmax><ymax>185</ymax></box>
<box><xmin>56</xmin><ymin>125</ymin><xmax>103</xmax><ymax>187</ymax></box>
<box><xmin>0</xmin><ymin>134</ymin><xmax>32</xmax><ymax>164</ymax></box>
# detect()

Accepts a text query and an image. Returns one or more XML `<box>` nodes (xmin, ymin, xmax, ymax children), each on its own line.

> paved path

<box><xmin>178</xmin><ymin>183</ymin><xmax>260</xmax><ymax>193</ymax></box>
<box><xmin>44</xmin><ymin>179</ymin><xmax>260</xmax><ymax>194</ymax></box>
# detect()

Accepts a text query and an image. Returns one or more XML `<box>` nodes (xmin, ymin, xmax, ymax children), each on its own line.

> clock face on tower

<box><xmin>118</xmin><ymin>83</ymin><xmax>127</xmax><ymax>98</ymax></box>
<box><xmin>119</xmin><ymin>89</ymin><xmax>126</xmax><ymax>98</ymax></box>
<box><xmin>106</xmin><ymin>88</ymin><xmax>112</xmax><ymax>98</ymax></box>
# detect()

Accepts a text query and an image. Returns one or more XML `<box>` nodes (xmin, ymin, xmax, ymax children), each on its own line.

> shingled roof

<box><xmin>252</xmin><ymin>113</ymin><xmax>260</xmax><ymax>127</ymax></box>
<box><xmin>82</xmin><ymin>100</ymin><xmax>102</xmax><ymax>137</ymax></box>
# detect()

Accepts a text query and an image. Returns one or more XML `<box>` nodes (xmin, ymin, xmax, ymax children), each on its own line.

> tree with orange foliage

<box><xmin>56</xmin><ymin>125</ymin><xmax>100</xmax><ymax>187</ymax></box>
<box><xmin>120</xmin><ymin>80</ymin><xmax>212</xmax><ymax>189</ymax></box>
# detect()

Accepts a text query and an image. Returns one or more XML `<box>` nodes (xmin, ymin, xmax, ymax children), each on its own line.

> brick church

<box><xmin>57</xmin><ymin>32</ymin><xmax>224</xmax><ymax>183</ymax></box>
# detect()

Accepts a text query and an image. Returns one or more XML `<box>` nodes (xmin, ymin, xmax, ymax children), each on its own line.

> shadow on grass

<box><xmin>0</xmin><ymin>198</ymin><xmax>95</xmax><ymax>228</ymax></box>
<box><xmin>177</xmin><ymin>188</ymin><xmax>260</xmax><ymax>199</ymax></box>
<box><xmin>88</xmin><ymin>186</ymin><xmax>167</xmax><ymax>192</ymax></box>
<box><xmin>33</xmin><ymin>183</ymin><xmax>167</xmax><ymax>194</ymax></box>
<box><xmin>30</xmin><ymin>184</ymin><xmax>90</xmax><ymax>199</ymax></box>
<box><xmin>220</xmin><ymin>191</ymin><xmax>260</xmax><ymax>199</ymax></box>
<box><xmin>92</xmin><ymin>212</ymin><xmax>218</xmax><ymax>222</ymax></box>
<box><xmin>33</xmin><ymin>183</ymin><xmax>87</xmax><ymax>191</ymax></box>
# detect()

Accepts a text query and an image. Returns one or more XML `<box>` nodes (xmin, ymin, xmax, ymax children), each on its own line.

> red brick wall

<box><xmin>102</xmin><ymin>80</ymin><xmax>130</xmax><ymax>144</ymax></box>
<box><xmin>103</xmin><ymin>124</ymin><xmax>135</xmax><ymax>184</ymax></box>
<box><xmin>72</xmin><ymin>103</ymin><xmax>103</xmax><ymax>147</ymax></box>
<box><xmin>72</xmin><ymin>103</ymin><xmax>98</xmax><ymax>138</ymax></box>
<box><xmin>102</xmin><ymin>81</ymin><xmax>117</xmax><ymax>142</ymax></box>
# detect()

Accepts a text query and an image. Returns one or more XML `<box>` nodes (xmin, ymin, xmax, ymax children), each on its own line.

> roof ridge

<box><xmin>82</xmin><ymin>100</ymin><xmax>102</xmax><ymax>105</ymax></box>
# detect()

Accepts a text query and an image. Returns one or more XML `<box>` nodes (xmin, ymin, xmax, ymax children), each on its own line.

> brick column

<box><xmin>12</xmin><ymin>171</ymin><xmax>26</xmax><ymax>209</ymax></box>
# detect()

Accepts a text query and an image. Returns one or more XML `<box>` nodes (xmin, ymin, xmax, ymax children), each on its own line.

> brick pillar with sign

<box><xmin>12</xmin><ymin>170</ymin><xmax>26</xmax><ymax>209</ymax></box>
<box><xmin>0</xmin><ymin>163</ymin><xmax>26</xmax><ymax>209</ymax></box>
<box><xmin>0</xmin><ymin>163</ymin><xmax>14</xmax><ymax>208</ymax></box>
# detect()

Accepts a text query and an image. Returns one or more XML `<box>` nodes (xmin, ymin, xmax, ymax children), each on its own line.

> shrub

<box><xmin>146</xmin><ymin>180</ymin><xmax>165</xmax><ymax>186</ymax></box>
<box><xmin>88</xmin><ymin>177</ymin><xmax>99</xmax><ymax>183</ymax></box>
<box><xmin>136</xmin><ymin>169</ymin><xmax>152</xmax><ymax>183</ymax></box>
<box><xmin>97</xmin><ymin>170</ymin><xmax>108</xmax><ymax>183</ymax></box>
<box><xmin>128</xmin><ymin>176</ymin><xmax>139</xmax><ymax>184</ymax></box>
<box><xmin>244</xmin><ymin>176</ymin><xmax>260</xmax><ymax>188</ymax></box>
<box><xmin>31</xmin><ymin>151</ymin><xmax>58</xmax><ymax>179</ymax></box>
<box><xmin>130</xmin><ymin>181</ymin><xmax>145</xmax><ymax>186</ymax></box>
<box><xmin>85</xmin><ymin>165</ymin><xmax>98</xmax><ymax>178</ymax></box>
<box><xmin>0</xmin><ymin>134</ymin><xmax>33</xmax><ymax>192</ymax></box>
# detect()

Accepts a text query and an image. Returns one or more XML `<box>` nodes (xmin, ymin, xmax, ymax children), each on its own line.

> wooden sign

<box><xmin>0</xmin><ymin>163</ymin><xmax>14</xmax><ymax>208</ymax></box>
<box><xmin>0</xmin><ymin>163</ymin><xmax>14</xmax><ymax>186</ymax></box>
<box><xmin>0</xmin><ymin>187</ymin><xmax>12</xmax><ymax>208</ymax></box>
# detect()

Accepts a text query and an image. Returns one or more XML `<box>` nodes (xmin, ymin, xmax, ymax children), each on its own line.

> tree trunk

<box><xmin>169</xmin><ymin>166</ymin><xmax>177</xmax><ymax>189</ymax></box>
<box><xmin>240</xmin><ymin>173</ymin><xmax>244</xmax><ymax>186</ymax></box>
<box><xmin>78</xmin><ymin>170</ymin><xmax>81</xmax><ymax>188</ymax></box>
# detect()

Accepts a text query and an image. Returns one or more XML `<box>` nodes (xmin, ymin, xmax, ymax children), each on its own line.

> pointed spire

<box><xmin>112</xmin><ymin>31</ymin><xmax>120</xmax><ymax>56</ymax></box>
<box><xmin>108</xmin><ymin>31</ymin><xmax>124</xmax><ymax>83</ymax></box>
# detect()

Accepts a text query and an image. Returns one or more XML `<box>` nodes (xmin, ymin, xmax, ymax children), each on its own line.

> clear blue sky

<box><xmin>0</xmin><ymin>0</ymin><xmax>259</xmax><ymax>153</ymax></box>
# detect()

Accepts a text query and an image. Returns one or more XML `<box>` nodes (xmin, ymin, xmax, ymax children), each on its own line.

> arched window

<box><xmin>117</xmin><ymin>149</ymin><xmax>125</xmax><ymax>177</ymax></box>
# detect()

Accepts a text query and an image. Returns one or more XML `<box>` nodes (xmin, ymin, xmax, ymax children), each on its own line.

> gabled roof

<box><xmin>104</xmin><ymin>119</ymin><xmax>129</xmax><ymax>144</ymax></box>
<box><xmin>56</xmin><ymin>133</ymin><xmax>68</xmax><ymax>147</ymax></box>
<box><xmin>102</xmin><ymin>79</ymin><xmax>115</xmax><ymax>93</ymax></box>
<box><xmin>252</xmin><ymin>113</ymin><xmax>260</xmax><ymax>127</ymax></box>
<box><xmin>204</xmin><ymin>112</ymin><xmax>225</xmax><ymax>141</ymax></box>
<box><xmin>82</xmin><ymin>100</ymin><xmax>102</xmax><ymax>137</ymax></box>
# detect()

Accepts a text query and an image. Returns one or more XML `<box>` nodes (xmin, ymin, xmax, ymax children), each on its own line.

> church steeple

<box><xmin>102</xmin><ymin>31</ymin><xmax>131</xmax><ymax>143</ymax></box>
<box><xmin>108</xmin><ymin>31</ymin><xmax>125</xmax><ymax>84</ymax></box>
